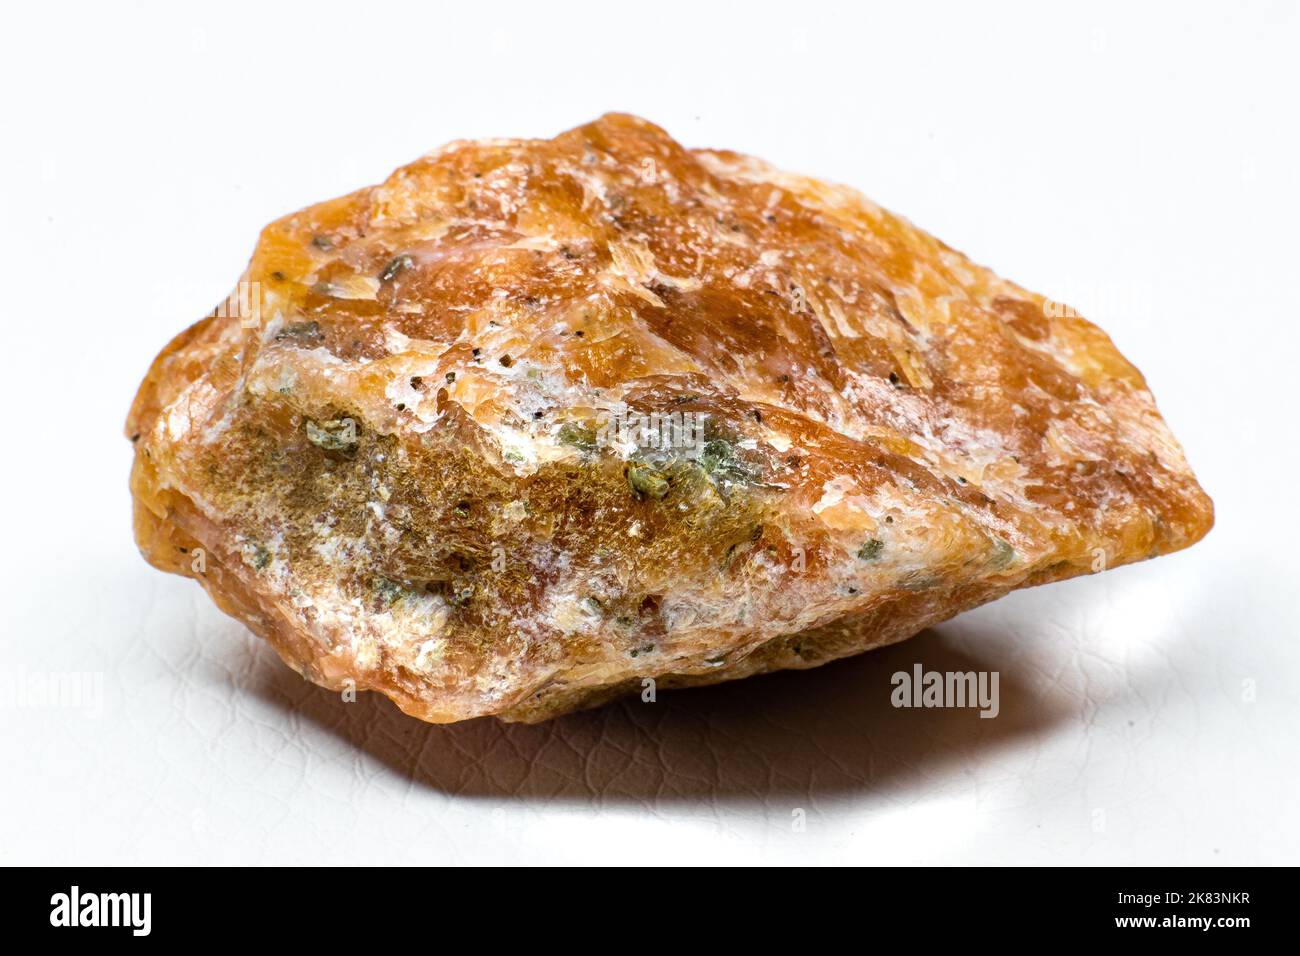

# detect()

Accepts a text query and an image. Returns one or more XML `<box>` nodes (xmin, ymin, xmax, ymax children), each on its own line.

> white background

<box><xmin>2</xmin><ymin>1</ymin><xmax>1296</xmax><ymax>865</ymax></box>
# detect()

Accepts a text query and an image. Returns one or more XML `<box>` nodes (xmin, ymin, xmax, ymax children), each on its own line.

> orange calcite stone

<box><xmin>127</xmin><ymin>114</ymin><xmax>1212</xmax><ymax>722</ymax></box>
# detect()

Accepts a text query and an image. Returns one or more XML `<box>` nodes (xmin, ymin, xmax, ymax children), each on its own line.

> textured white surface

<box><xmin>1</xmin><ymin>0</ymin><xmax>1296</xmax><ymax>865</ymax></box>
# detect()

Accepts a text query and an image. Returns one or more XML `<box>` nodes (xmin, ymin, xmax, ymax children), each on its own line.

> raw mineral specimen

<box><xmin>127</xmin><ymin>114</ymin><xmax>1213</xmax><ymax>723</ymax></box>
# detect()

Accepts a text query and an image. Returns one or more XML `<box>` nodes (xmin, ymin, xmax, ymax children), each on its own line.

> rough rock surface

<box><xmin>127</xmin><ymin>113</ymin><xmax>1213</xmax><ymax>723</ymax></box>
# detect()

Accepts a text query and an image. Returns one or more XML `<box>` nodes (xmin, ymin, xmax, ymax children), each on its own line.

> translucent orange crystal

<box><xmin>127</xmin><ymin>114</ymin><xmax>1212</xmax><ymax>722</ymax></box>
